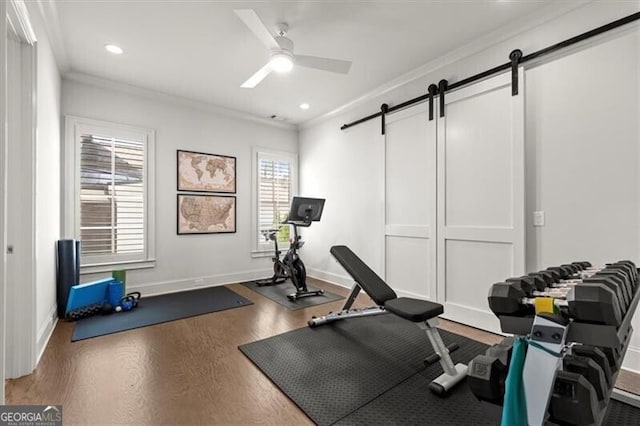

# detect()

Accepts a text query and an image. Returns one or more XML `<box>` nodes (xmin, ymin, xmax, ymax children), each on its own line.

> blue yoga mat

<box><xmin>72</xmin><ymin>285</ymin><xmax>253</xmax><ymax>341</ymax></box>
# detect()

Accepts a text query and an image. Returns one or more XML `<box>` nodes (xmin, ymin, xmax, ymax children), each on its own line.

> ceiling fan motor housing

<box><xmin>274</xmin><ymin>36</ymin><xmax>294</xmax><ymax>54</ymax></box>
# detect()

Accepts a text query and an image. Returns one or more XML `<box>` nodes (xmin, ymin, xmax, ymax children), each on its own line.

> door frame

<box><xmin>3</xmin><ymin>0</ymin><xmax>37</xmax><ymax>385</ymax></box>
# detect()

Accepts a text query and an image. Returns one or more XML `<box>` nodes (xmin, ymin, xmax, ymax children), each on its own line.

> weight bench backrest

<box><xmin>330</xmin><ymin>245</ymin><xmax>397</xmax><ymax>306</ymax></box>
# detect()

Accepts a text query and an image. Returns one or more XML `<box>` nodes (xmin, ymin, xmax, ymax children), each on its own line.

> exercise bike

<box><xmin>283</xmin><ymin>197</ymin><xmax>326</xmax><ymax>301</ymax></box>
<box><xmin>255</xmin><ymin>228</ymin><xmax>288</xmax><ymax>286</ymax></box>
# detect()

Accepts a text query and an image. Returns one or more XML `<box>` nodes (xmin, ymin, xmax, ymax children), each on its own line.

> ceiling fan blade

<box><xmin>295</xmin><ymin>55</ymin><xmax>352</xmax><ymax>74</ymax></box>
<box><xmin>241</xmin><ymin>63</ymin><xmax>273</xmax><ymax>88</ymax></box>
<box><xmin>234</xmin><ymin>9</ymin><xmax>279</xmax><ymax>51</ymax></box>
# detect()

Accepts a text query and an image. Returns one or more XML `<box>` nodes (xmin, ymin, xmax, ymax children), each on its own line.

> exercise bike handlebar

<box><xmin>285</xmin><ymin>219</ymin><xmax>312</xmax><ymax>227</ymax></box>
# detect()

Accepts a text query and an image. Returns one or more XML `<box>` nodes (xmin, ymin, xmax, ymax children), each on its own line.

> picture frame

<box><xmin>177</xmin><ymin>194</ymin><xmax>236</xmax><ymax>235</ymax></box>
<box><xmin>177</xmin><ymin>150</ymin><xmax>236</xmax><ymax>193</ymax></box>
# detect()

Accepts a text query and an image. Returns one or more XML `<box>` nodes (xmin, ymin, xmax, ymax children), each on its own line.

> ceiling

<box><xmin>52</xmin><ymin>1</ymin><xmax>576</xmax><ymax>124</ymax></box>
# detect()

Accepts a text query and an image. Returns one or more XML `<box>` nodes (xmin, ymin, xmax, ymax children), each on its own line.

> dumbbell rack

<box><xmin>470</xmin><ymin>262</ymin><xmax>639</xmax><ymax>426</ymax></box>
<box><xmin>497</xmin><ymin>286</ymin><xmax>639</xmax><ymax>373</ymax></box>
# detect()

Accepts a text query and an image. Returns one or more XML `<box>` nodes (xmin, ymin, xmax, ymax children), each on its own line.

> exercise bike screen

<box><xmin>289</xmin><ymin>197</ymin><xmax>325</xmax><ymax>222</ymax></box>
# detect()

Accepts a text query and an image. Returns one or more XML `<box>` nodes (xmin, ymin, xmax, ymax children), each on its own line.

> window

<box><xmin>252</xmin><ymin>148</ymin><xmax>298</xmax><ymax>255</ymax></box>
<box><xmin>65</xmin><ymin>117</ymin><xmax>155</xmax><ymax>272</ymax></box>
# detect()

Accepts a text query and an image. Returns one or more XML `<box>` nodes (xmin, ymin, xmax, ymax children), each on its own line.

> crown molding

<box><xmin>27</xmin><ymin>0</ymin><xmax>70</xmax><ymax>72</ymax></box>
<box><xmin>7</xmin><ymin>0</ymin><xmax>36</xmax><ymax>44</ymax></box>
<box><xmin>299</xmin><ymin>0</ymin><xmax>592</xmax><ymax>130</ymax></box>
<box><xmin>63</xmin><ymin>71</ymin><xmax>297</xmax><ymax>131</ymax></box>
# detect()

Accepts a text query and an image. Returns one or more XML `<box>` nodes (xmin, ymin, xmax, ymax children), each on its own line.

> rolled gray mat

<box><xmin>56</xmin><ymin>239</ymin><xmax>80</xmax><ymax>317</ymax></box>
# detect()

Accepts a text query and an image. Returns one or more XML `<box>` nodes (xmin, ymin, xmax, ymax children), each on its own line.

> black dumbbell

<box><xmin>488</xmin><ymin>281</ymin><xmax>622</xmax><ymax>326</ymax></box>
<box><xmin>468</xmin><ymin>338</ymin><xmax>513</xmax><ymax>405</ymax></box>
<box><xmin>531</xmin><ymin>268</ymin><xmax>630</xmax><ymax>313</ymax></box>
<box><xmin>548</xmin><ymin>371</ymin><xmax>600</xmax><ymax>426</ymax></box>
<box><xmin>563</xmin><ymin>354</ymin><xmax>608</xmax><ymax>401</ymax></box>
<box><xmin>550</xmin><ymin>261</ymin><xmax>635</xmax><ymax>294</ymax></box>
<box><xmin>546</xmin><ymin>265</ymin><xmax>576</xmax><ymax>280</ymax></box>
<box><xmin>582</xmin><ymin>275</ymin><xmax>629</xmax><ymax>312</ymax></box>
<box><xmin>506</xmin><ymin>276</ymin><xmax>572</xmax><ymax>298</ymax></box>
<box><xmin>606</xmin><ymin>262</ymin><xmax>637</xmax><ymax>293</ymax></box>
<box><xmin>566</xmin><ymin>261</ymin><xmax>636</xmax><ymax>302</ymax></box>
<box><xmin>571</xmin><ymin>345</ymin><xmax>612</xmax><ymax>388</ymax></box>
<box><xmin>612</xmin><ymin>260</ymin><xmax>637</xmax><ymax>283</ymax></box>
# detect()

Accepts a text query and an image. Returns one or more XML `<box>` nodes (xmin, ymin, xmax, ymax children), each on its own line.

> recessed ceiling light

<box><xmin>105</xmin><ymin>44</ymin><xmax>123</xmax><ymax>55</ymax></box>
<box><xmin>300</xmin><ymin>103</ymin><xmax>310</xmax><ymax>110</ymax></box>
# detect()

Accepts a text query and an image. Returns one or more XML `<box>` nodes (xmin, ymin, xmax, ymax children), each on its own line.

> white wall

<box><xmin>525</xmin><ymin>30</ymin><xmax>640</xmax><ymax>373</ymax></box>
<box><xmin>28</xmin><ymin>4</ymin><xmax>62</xmax><ymax>361</ymax></box>
<box><xmin>62</xmin><ymin>78</ymin><xmax>298</xmax><ymax>294</ymax></box>
<box><xmin>299</xmin><ymin>2</ymin><xmax>640</xmax><ymax>372</ymax></box>
<box><xmin>299</xmin><ymin>118</ymin><xmax>383</xmax><ymax>283</ymax></box>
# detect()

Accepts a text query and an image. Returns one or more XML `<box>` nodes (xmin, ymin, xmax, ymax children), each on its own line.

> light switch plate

<box><xmin>533</xmin><ymin>211</ymin><xmax>545</xmax><ymax>227</ymax></box>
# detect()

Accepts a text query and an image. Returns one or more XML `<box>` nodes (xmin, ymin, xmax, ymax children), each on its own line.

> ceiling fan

<box><xmin>234</xmin><ymin>9</ymin><xmax>352</xmax><ymax>88</ymax></box>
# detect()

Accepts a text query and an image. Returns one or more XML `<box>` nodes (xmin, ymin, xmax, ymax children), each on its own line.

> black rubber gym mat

<box><xmin>72</xmin><ymin>285</ymin><xmax>252</xmax><ymax>341</ymax></box>
<box><xmin>602</xmin><ymin>400</ymin><xmax>640</xmax><ymax>425</ymax></box>
<box><xmin>336</xmin><ymin>371</ymin><xmax>494</xmax><ymax>425</ymax></box>
<box><xmin>238</xmin><ymin>314</ymin><xmax>487</xmax><ymax>425</ymax></box>
<box><xmin>241</xmin><ymin>280</ymin><xmax>343</xmax><ymax>310</ymax></box>
<box><xmin>338</xmin><ymin>373</ymin><xmax>640</xmax><ymax>426</ymax></box>
<box><xmin>239</xmin><ymin>313</ymin><xmax>640</xmax><ymax>425</ymax></box>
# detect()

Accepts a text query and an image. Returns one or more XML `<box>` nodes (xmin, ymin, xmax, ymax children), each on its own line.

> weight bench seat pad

<box><xmin>384</xmin><ymin>297</ymin><xmax>444</xmax><ymax>322</ymax></box>
<box><xmin>330</xmin><ymin>245</ymin><xmax>398</xmax><ymax>305</ymax></box>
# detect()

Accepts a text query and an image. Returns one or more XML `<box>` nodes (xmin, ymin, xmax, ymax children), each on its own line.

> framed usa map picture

<box><xmin>177</xmin><ymin>150</ymin><xmax>236</xmax><ymax>193</ymax></box>
<box><xmin>177</xmin><ymin>194</ymin><xmax>236</xmax><ymax>234</ymax></box>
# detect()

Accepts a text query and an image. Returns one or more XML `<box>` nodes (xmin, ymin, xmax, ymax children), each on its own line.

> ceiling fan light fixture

<box><xmin>270</xmin><ymin>52</ymin><xmax>294</xmax><ymax>73</ymax></box>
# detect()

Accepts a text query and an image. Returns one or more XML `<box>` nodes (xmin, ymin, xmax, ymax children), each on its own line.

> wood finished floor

<box><xmin>6</xmin><ymin>278</ymin><xmax>640</xmax><ymax>424</ymax></box>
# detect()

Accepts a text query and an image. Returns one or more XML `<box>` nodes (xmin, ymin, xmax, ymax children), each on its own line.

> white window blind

<box><xmin>79</xmin><ymin>133</ymin><xmax>145</xmax><ymax>257</ymax></box>
<box><xmin>258</xmin><ymin>157</ymin><xmax>292</xmax><ymax>244</ymax></box>
<box><xmin>65</xmin><ymin>116</ymin><xmax>155</xmax><ymax>272</ymax></box>
<box><xmin>251</xmin><ymin>149</ymin><xmax>297</xmax><ymax>255</ymax></box>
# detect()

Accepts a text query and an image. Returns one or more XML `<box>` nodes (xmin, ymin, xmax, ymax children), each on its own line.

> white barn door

<box><xmin>384</xmin><ymin>104</ymin><xmax>437</xmax><ymax>300</ymax></box>
<box><xmin>436</xmin><ymin>71</ymin><xmax>525</xmax><ymax>332</ymax></box>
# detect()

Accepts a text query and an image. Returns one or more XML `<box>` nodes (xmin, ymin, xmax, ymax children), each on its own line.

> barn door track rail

<box><xmin>341</xmin><ymin>11</ymin><xmax>640</xmax><ymax>134</ymax></box>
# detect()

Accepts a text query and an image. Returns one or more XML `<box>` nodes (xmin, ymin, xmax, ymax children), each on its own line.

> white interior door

<box><xmin>436</xmin><ymin>70</ymin><xmax>525</xmax><ymax>332</ymax></box>
<box><xmin>4</xmin><ymin>1</ymin><xmax>36</xmax><ymax>380</ymax></box>
<box><xmin>0</xmin><ymin>0</ymin><xmax>7</xmax><ymax>404</ymax></box>
<box><xmin>384</xmin><ymin>104</ymin><xmax>437</xmax><ymax>300</ymax></box>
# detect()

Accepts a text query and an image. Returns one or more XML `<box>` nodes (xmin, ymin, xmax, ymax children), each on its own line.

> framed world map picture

<box><xmin>177</xmin><ymin>150</ymin><xmax>236</xmax><ymax>193</ymax></box>
<box><xmin>177</xmin><ymin>194</ymin><xmax>236</xmax><ymax>234</ymax></box>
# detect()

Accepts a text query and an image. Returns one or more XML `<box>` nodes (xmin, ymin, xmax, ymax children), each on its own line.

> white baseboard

<box><xmin>622</xmin><ymin>345</ymin><xmax>640</xmax><ymax>374</ymax></box>
<box><xmin>307</xmin><ymin>267</ymin><xmax>353</xmax><ymax>289</ymax></box>
<box><xmin>36</xmin><ymin>305</ymin><xmax>58</xmax><ymax>364</ymax></box>
<box><xmin>127</xmin><ymin>268</ymin><xmax>271</xmax><ymax>297</ymax></box>
<box><xmin>307</xmin><ymin>267</ymin><xmax>505</xmax><ymax>336</ymax></box>
<box><xmin>441</xmin><ymin>302</ymin><xmax>504</xmax><ymax>335</ymax></box>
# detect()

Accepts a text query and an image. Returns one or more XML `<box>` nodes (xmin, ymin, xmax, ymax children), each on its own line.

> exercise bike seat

<box><xmin>330</xmin><ymin>245</ymin><xmax>444</xmax><ymax>322</ymax></box>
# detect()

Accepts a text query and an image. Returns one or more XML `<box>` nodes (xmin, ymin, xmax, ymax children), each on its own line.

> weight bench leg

<box><xmin>308</xmin><ymin>283</ymin><xmax>388</xmax><ymax>327</ymax></box>
<box><xmin>418</xmin><ymin>318</ymin><xmax>468</xmax><ymax>396</ymax></box>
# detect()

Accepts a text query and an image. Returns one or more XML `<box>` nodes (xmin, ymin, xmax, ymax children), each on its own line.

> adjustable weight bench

<box><xmin>308</xmin><ymin>245</ymin><xmax>468</xmax><ymax>395</ymax></box>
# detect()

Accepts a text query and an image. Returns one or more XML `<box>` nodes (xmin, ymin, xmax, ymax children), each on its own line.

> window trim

<box><xmin>251</xmin><ymin>147</ymin><xmax>298</xmax><ymax>258</ymax></box>
<box><xmin>64</xmin><ymin>116</ymin><xmax>156</xmax><ymax>273</ymax></box>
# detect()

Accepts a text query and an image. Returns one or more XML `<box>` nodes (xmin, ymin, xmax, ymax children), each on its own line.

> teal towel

<box><xmin>501</xmin><ymin>336</ymin><xmax>528</xmax><ymax>426</ymax></box>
